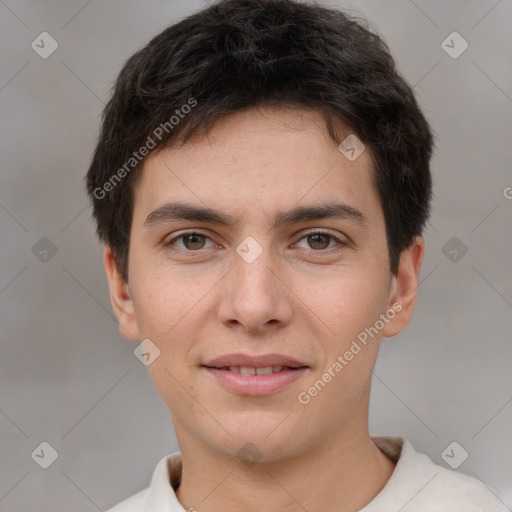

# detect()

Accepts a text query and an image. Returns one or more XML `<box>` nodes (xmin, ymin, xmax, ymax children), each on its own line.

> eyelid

<box><xmin>299</xmin><ymin>228</ymin><xmax>345</xmax><ymax>240</ymax></box>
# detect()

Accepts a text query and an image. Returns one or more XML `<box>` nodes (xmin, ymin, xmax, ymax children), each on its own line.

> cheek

<box><xmin>296</xmin><ymin>273</ymin><xmax>387</xmax><ymax>420</ymax></box>
<box><xmin>128</xmin><ymin>267</ymin><xmax>219</xmax><ymax>399</ymax></box>
<box><xmin>129</xmin><ymin>262</ymin><xmax>208</xmax><ymax>340</ymax></box>
<box><xmin>306</xmin><ymin>266</ymin><xmax>389</xmax><ymax>345</ymax></box>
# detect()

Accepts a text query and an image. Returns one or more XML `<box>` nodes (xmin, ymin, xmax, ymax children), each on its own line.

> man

<box><xmin>86</xmin><ymin>0</ymin><xmax>503</xmax><ymax>510</ymax></box>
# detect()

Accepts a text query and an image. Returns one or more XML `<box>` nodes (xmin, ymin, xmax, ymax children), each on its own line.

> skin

<box><xmin>104</xmin><ymin>105</ymin><xmax>425</xmax><ymax>512</ymax></box>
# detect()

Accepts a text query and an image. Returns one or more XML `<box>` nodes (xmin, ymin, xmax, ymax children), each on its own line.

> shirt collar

<box><xmin>144</xmin><ymin>451</ymin><xmax>185</xmax><ymax>511</ymax></box>
<box><xmin>143</xmin><ymin>436</ymin><xmax>407</xmax><ymax>511</ymax></box>
<box><xmin>141</xmin><ymin>436</ymin><xmax>501</xmax><ymax>511</ymax></box>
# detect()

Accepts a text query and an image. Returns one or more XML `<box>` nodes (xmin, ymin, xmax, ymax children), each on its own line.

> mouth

<box><xmin>204</xmin><ymin>365</ymin><xmax>306</xmax><ymax>374</ymax></box>
<box><xmin>201</xmin><ymin>354</ymin><xmax>309</xmax><ymax>396</ymax></box>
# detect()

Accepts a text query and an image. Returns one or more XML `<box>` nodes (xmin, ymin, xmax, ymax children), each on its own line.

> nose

<box><xmin>217</xmin><ymin>243</ymin><xmax>293</xmax><ymax>336</ymax></box>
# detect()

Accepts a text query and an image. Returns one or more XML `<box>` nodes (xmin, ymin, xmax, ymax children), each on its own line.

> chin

<box><xmin>213</xmin><ymin>413</ymin><xmax>307</xmax><ymax>462</ymax></box>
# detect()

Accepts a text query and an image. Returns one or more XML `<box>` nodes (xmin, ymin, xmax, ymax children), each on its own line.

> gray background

<box><xmin>1</xmin><ymin>0</ymin><xmax>511</xmax><ymax>510</ymax></box>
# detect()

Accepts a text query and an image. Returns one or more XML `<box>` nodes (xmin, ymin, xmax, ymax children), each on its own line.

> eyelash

<box><xmin>164</xmin><ymin>230</ymin><xmax>347</xmax><ymax>254</ymax></box>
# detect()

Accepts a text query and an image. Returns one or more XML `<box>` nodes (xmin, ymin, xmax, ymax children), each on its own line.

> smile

<box><xmin>202</xmin><ymin>365</ymin><xmax>308</xmax><ymax>396</ymax></box>
<box><xmin>210</xmin><ymin>365</ymin><xmax>297</xmax><ymax>375</ymax></box>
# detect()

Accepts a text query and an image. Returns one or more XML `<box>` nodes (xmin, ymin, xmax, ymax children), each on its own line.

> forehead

<box><xmin>131</xmin><ymin>106</ymin><xmax>382</xmax><ymax>230</ymax></box>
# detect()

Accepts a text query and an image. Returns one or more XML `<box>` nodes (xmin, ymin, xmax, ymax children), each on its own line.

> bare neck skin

<box><xmin>174</xmin><ymin>394</ymin><xmax>396</xmax><ymax>512</ymax></box>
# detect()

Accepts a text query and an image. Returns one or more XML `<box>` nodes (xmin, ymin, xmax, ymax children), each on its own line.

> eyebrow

<box><xmin>143</xmin><ymin>200</ymin><xmax>369</xmax><ymax>230</ymax></box>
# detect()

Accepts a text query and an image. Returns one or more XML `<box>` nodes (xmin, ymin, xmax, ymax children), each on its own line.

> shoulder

<box><xmin>425</xmin><ymin>463</ymin><xmax>503</xmax><ymax>511</ymax></box>
<box><xmin>368</xmin><ymin>436</ymin><xmax>503</xmax><ymax>512</ymax></box>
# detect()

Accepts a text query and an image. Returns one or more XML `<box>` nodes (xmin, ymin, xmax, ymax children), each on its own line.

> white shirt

<box><xmin>105</xmin><ymin>436</ymin><xmax>505</xmax><ymax>511</ymax></box>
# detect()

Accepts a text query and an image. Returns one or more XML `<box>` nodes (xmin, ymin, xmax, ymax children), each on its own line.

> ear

<box><xmin>382</xmin><ymin>235</ymin><xmax>425</xmax><ymax>338</ymax></box>
<box><xmin>103</xmin><ymin>245</ymin><xmax>140</xmax><ymax>341</ymax></box>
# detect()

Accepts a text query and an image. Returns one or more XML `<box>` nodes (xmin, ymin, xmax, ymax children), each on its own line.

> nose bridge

<box><xmin>218</xmin><ymin>234</ymin><xmax>292</xmax><ymax>330</ymax></box>
<box><xmin>233</xmin><ymin>235</ymin><xmax>278</xmax><ymax>303</ymax></box>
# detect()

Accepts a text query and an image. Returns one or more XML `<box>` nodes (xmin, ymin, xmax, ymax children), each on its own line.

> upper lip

<box><xmin>202</xmin><ymin>353</ymin><xmax>308</xmax><ymax>369</ymax></box>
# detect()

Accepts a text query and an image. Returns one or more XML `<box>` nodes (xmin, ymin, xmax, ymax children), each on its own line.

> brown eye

<box><xmin>295</xmin><ymin>231</ymin><xmax>345</xmax><ymax>251</ymax></box>
<box><xmin>182</xmin><ymin>233</ymin><xmax>206</xmax><ymax>250</ymax></box>
<box><xmin>307</xmin><ymin>233</ymin><xmax>331</xmax><ymax>250</ymax></box>
<box><xmin>166</xmin><ymin>232</ymin><xmax>214</xmax><ymax>251</ymax></box>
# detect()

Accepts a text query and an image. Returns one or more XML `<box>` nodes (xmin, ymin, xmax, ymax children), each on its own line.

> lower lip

<box><xmin>203</xmin><ymin>367</ymin><xmax>308</xmax><ymax>396</ymax></box>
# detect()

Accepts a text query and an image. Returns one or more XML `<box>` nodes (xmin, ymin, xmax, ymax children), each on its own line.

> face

<box><xmin>105</xmin><ymin>106</ymin><xmax>424</xmax><ymax>463</ymax></box>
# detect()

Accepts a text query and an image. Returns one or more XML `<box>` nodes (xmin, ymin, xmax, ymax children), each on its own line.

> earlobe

<box><xmin>103</xmin><ymin>246</ymin><xmax>140</xmax><ymax>341</ymax></box>
<box><xmin>382</xmin><ymin>236</ymin><xmax>425</xmax><ymax>338</ymax></box>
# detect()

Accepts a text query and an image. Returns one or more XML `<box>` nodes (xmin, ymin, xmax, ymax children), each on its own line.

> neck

<box><xmin>174</xmin><ymin>424</ymin><xmax>395</xmax><ymax>512</ymax></box>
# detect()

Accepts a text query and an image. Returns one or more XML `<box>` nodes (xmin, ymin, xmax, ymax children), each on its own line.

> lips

<box><xmin>202</xmin><ymin>353</ymin><xmax>309</xmax><ymax>396</ymax></box>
